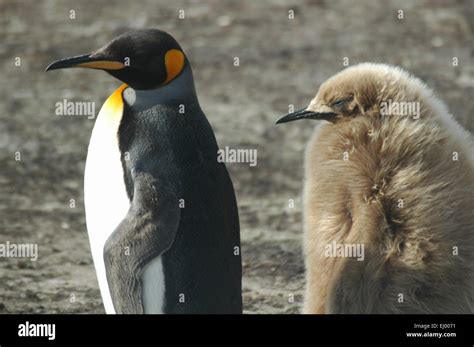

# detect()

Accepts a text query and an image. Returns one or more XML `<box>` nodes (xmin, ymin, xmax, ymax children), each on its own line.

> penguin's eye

<box><xmin>331</xmin><ymin>98</ymin><xmax>349</xmax><ymax>107</ymax></box>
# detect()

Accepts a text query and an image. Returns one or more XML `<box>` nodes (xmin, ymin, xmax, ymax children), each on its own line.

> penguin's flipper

<box><xmin>103</xmin><ymin>170</ymin><xmax>180</xmax><ymax>314</ymax></box>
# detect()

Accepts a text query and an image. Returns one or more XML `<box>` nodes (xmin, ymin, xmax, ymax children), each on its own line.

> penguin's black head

<box><xmin>46</xmin><ymin>29</ymin><xmax>187</xmax><ymax>90</ymax></box>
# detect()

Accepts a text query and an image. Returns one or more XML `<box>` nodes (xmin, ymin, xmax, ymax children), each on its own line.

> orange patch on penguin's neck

<box><xmin>164</xmin><ymin>49</ymin><xmax>185</xmax><ymax>84</ymax></box>
<box><xmin>104</xmin><ymin>84</ymin><xmax>128</xmax><ymax>114</ymax></box>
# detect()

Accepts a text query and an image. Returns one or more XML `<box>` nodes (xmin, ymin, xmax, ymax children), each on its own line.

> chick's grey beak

<box><xmin>276</xmin><ymin>108</ymin><xmax>336</xmax><ymax>124</ymax></box>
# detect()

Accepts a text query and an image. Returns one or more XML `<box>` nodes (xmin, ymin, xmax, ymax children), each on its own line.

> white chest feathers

<box><xmin>84</xmin><ymin>84</ymin><xmax>167</xmax><ymax>314</ymax></box>
<box><xmin>84</xmin><ymin>84</ymin><xmax>130</xmax><ymax>314</ymax></box>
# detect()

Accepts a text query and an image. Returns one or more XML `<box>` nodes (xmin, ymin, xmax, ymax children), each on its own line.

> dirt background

<box><xmin>0</xmin><ymin>0</ymin><xmax>472</xmax><ymax>314</ymax></box>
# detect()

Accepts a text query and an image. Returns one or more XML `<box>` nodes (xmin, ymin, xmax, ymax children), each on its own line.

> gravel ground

<box><xmin>0</xmin><ymin>0</ymin><xmax>472</xmax><ymax>314</ymax></box>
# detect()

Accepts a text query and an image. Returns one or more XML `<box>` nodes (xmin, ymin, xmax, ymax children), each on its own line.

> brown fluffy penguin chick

<box><xmin>277</xmin><ymin>63</ymin><xmax>474</xmax><ymax>313</ymax></box>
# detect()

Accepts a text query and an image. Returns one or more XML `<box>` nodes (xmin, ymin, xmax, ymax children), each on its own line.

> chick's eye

<box><xmin>332</xmin><ymin>99</ymin><xmax>347</xmax><ymax>107</ymax></box>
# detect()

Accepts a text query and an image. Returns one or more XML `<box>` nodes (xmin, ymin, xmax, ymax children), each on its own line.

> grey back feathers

<box><xmin>106</xmin><ymin>60</ymin><xmax>242</xmax><ymax>314</ymax></box>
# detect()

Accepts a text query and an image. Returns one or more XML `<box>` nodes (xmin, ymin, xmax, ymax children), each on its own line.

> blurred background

<box><xmin>0</xmin><ymin>0</ymin><xmax>472</xmax><ymax>313</ymax></box>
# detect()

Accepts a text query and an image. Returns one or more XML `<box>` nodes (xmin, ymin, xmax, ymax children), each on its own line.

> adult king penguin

<box><xmin>46</xmin><ymin>29</ymin><xmax>242</xmax><ymax>314</ymax></box>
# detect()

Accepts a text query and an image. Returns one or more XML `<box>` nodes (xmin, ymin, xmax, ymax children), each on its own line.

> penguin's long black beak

<box><xmin>45</xmin><ymin>53</ymin><xmax>125</xmax><ymax>72</ymax></box>
<box><xmin>276</xmin><ymin>108</ymin><xmax>336</xmax><ymax>124</ymax></box>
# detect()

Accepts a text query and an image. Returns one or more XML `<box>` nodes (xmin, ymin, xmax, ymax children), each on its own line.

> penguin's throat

<box><xmin>122</xmin><ymin>66</ymin><xmax>196</xmax><ymax>108</ymax></box>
